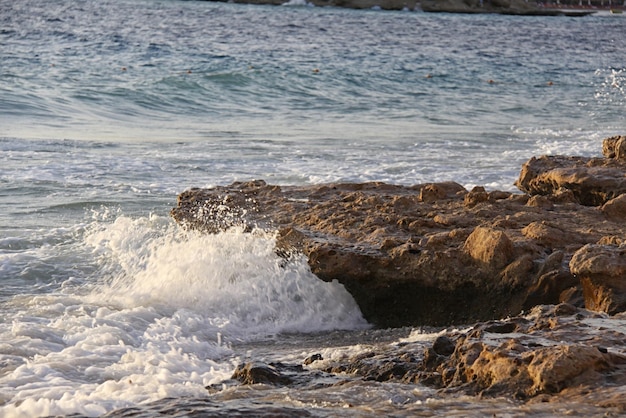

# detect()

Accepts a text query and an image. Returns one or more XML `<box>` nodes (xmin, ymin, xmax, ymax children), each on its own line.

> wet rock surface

<box><xmin>172</xmin><ymin>137</ymin><xmax>626</xmax><ymax>414</ymax></box>
<box><xmin>220</xmin><ymin>305</ymin><xmax>626</xmax><ymax>414</ymax></box>
<box><xmin>317</xmin><ymin>305</ymin><xmax>626</xmax><ymax>403</ymax></box>
<box><xmin>172</xmin><ymin>136</ymin><xmax>626</xmax><ymax>328</ymax></box>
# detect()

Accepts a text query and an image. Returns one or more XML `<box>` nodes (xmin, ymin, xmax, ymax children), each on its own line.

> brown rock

<box><xmin>463</xmin><ymin>227</ymin><xmax>513</xmax><ymax>271</ymax></box>
<box><xmin>516</xmin><ymin>155</ymin><xmax>626</xmax><ymax>206</ymax></box>
<box><xmin>525</xmin><ymin>195</ymin><xmax>553</xmax><ymax>209</ymax></box>
<box><xmin>413</xmin><ymin>305</ymin><xmax>626</xmax><ymax>398</ymax></box>
<box><xmin>570</xmin><ymin>244</ymin><xmax>626</xmax><ymax>314</ymax></box>
<box><xmin>526</xmin><ymin>345</ymin><xmax>609</xmax><ymax>394</ymax></box>
<box><xmin>521</xmin><ymin>221</ymin><xmax>586</xmax><ymax>249</ymax></box>
<box><xmin>419</xmin><ymin>183</ymin><xmax>446</xmax><ymax>203</ymax></box>
<box><xmin>171</xmin><ymin>178</ymin><xmax>624</xmax><ymax>326</ymax></box>
<box><xmin>232</xmin><ymin>362</ymin><xmax>293</xmax><ymax>386</ymax></box>
<box><xmin>602</xmin><ymin>194</ymin><xmax>626</xmax><ymax>220</ymax></box>
<box><xmin>313</xmin><ymin>304</ymin><xmax>626</xmax><ymax>412</ymax></box>
<box><xmin>172</xmin><ymin>137</ymin><xmax>626</xmax><ymax>326</ymax></box>
<box><xmin>602</xmin><ymin>135</ymin><xmax>626</xmax><ymax>160</ymax></box>
<box><xmin>464</xmin><ymin>186</ymin><xmax>489</xmax><ymax>207</ymax></box>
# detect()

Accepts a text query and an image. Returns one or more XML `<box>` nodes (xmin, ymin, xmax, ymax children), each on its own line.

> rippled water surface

<box><xmin>1</xmin><ymin>0</ymin><xmax>625</xmax><ymax>416</ymax></box>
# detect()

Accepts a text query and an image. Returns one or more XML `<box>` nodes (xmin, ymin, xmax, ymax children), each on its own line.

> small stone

<box><xmin>432</xmin><ymin>336</ymin><xmax>456</xmax><ymax>356</ymax></box>
<box><xmin>232</xmin><ymin>362</ymin><xmax>292</xmax><ymax>386</ymax></box>
<box><xmin>304</xmin><ymin>354</ymin><xmax>323</xmax><ymax>365</ymax></box>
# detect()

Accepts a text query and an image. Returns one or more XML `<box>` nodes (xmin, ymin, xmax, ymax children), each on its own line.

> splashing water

<box><xmin>0</xmin><ymin>214</ymin><xmax>367</xmax><ymax>417</ymax></box>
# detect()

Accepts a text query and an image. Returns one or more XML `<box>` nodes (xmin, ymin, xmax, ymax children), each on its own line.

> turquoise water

<box><xmin>1</xmin><ymin>0</ymin><xmax>625</xmax><ymax>416</ymax></box>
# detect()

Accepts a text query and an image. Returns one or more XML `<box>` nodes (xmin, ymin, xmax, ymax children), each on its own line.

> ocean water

<box><xmin>1</xmin><ymin>0</ymin><xmax>625</xmax><ymax>416</ymax></box>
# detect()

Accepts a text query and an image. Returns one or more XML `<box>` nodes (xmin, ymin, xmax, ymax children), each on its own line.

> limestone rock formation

<box><xmin>171</xmin><ymin>136</ymin><xmax>626</xmax><ymax>327</ymax></box>
<box><xmin>217</xmin><ymin>305</ymin><xmax>626</xmax><ymax>414</ymax></box>
<box><xmin>516</xmin><ymin>135</ymin><xmax>626</xmax><ymax>206</ymax></box>
<box><xmin>312</xmin><ymin>305</ymin><xmax>626</xmax><ymax>403</ymax></box>
<box><xmin>570</xmin><ymin>244</ymin><xmax>626</xmax><ymax>314</ymax></box>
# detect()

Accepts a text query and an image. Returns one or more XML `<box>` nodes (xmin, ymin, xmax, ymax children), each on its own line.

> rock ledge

<box><xmin>171</xmin><ymin>136</ymin><xmax>626</xmax><ymax>327</ymax></box>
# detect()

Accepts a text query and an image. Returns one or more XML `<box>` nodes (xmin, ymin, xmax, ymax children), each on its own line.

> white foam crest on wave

<box><xmin>510</xmin><ymin>126</ymin><xmax>613</xmax><ymax>158</ymax></box>
<box><xmin>82</xmin><ymin>215</ymin><xmax>368</xmax><ymax>338</ymax></box>
<box><xmin>282</xmin><ymin>0</ymin><xmax>314</xmax><ymax>6</ymax></box>
<box><xmin>398</xmin><ymin>326</ymin><xmax>473</xmax><ymax>344</ymax></box>
<box><xmin>0</xmin><ymin>214</ymin><xmax>368</xmax><ymax>418</ymax></box>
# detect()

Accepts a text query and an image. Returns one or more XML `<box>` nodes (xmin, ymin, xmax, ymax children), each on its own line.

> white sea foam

<box><xmin>282</xmin><ymin>0</ymin><xmax>314</xmax><ymax>6</ymax></box>
<box><xmin>398</xmin><ymin>327</ymin><xmax>473</xmax><ymax>344</ymax></box>
<box><xmin>0</xmin><ymin>214</ymin><xmax>368</xmax><ymax>417</ymax></box>
<box><xmin>83</xmin><ymin>215</ymin><xmax>368</xmax><ymax>336</ymax></box>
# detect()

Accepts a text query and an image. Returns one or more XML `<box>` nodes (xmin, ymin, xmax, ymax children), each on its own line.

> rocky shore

<box><xmin>419</xmin><ymin>0</ymin><xmax>597</xmax><ymax>15</ymax></box>
<box><xmin>173</xmin><ymin>136</ymin><xmax>626</xmax><ymax>410</ymax></box>
<box><xmin>172</xmin><ymin>136</ymin><xmax>626</xmax><ymax>328</ymax></box>
<box><xmin>204</xmin><ymin>0</ymin><xmax>597</xmax><ymax>15</ymax></box>
<box><xmin>226</xmin><ymin>304</ymin><xmax>626</xmax><ymax>412</ymax></box>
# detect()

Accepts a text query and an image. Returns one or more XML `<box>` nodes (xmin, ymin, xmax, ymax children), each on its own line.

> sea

<box><xmin>1</xmin><ymin>0</ymin><xmax>625</xmax><ymax>416</ymax></box>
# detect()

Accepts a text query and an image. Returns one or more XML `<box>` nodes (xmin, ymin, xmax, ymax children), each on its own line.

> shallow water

<box><xmin>1</xmin><ymin>0</ymin><xmax>625</xmax><ymax>416</ymax></box>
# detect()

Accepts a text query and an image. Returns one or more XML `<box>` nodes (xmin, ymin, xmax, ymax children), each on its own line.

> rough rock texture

<box><xmin>311</xmin><ymin>304</ymin><xmax>626</xmax><ymax>409</ymax></box>
<box><xmin>219</xmin><ymin>305</ymin><xmax>626</xmax><ymax>413</ymax></box>
<box><xmin>516</xmin><ymin>135</ymin><xmax>626</xmax><ymax>206</ymax></box>
<box><xmin>171</xmin><ymin>136</ymin><xmax>626</xmax><ymax>327</ymax></box>
<box><xmin>570</xmin><ymin>244</ymin><xmax>626</xmax><ymax>314</ymax></box>
<box><xmin>419</xmin><ymin>0</ymin><xmax>596</xmax><ymax>15</ymax></box>
<box><xmin>231</xmin><ymin>362</ymin><xmax>295</xmax><ymax>386</ymax></box>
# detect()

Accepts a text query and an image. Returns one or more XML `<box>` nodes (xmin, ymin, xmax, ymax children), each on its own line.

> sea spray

<box><xmin>0</xmin><ymin>213</ymin><xmax>368</xmax><ymax>417</ymax></box>
<box><xmin>83</xmin><ymin>215</ymin><xmax>369</xmax><ymax>337</ymax></box>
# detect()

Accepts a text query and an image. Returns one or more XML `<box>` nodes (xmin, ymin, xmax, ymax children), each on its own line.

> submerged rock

<box><xmin>171</xmin><ymin>136</ymin><xmax>626</xmax><ymax>327</ymax></box>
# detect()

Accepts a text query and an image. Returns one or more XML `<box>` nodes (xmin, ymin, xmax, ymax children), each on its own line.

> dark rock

<box><xmin>303</xmin><ymin>354</ymin><xmax>323</xmax><ymax>365</ymax></box>
<box><xmin>232</xmin><ymin>362</ymin><xmax>293</xmax><ymax>386</ymax></box>
<box><xmin>482</xmin><ymin>321</ymin><xmax>517</xmax><ymax>334</ymax></box>
<box><xmin>432</xmin><ymin>335</ymin><xmax>456</xmax><ymax>356</ymax></box>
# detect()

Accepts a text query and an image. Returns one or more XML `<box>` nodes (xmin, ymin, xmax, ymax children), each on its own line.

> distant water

<box><xmin>1</xmin><ymin>0</ymin><xmax>625</xmax><ymax>416</ymax></box>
